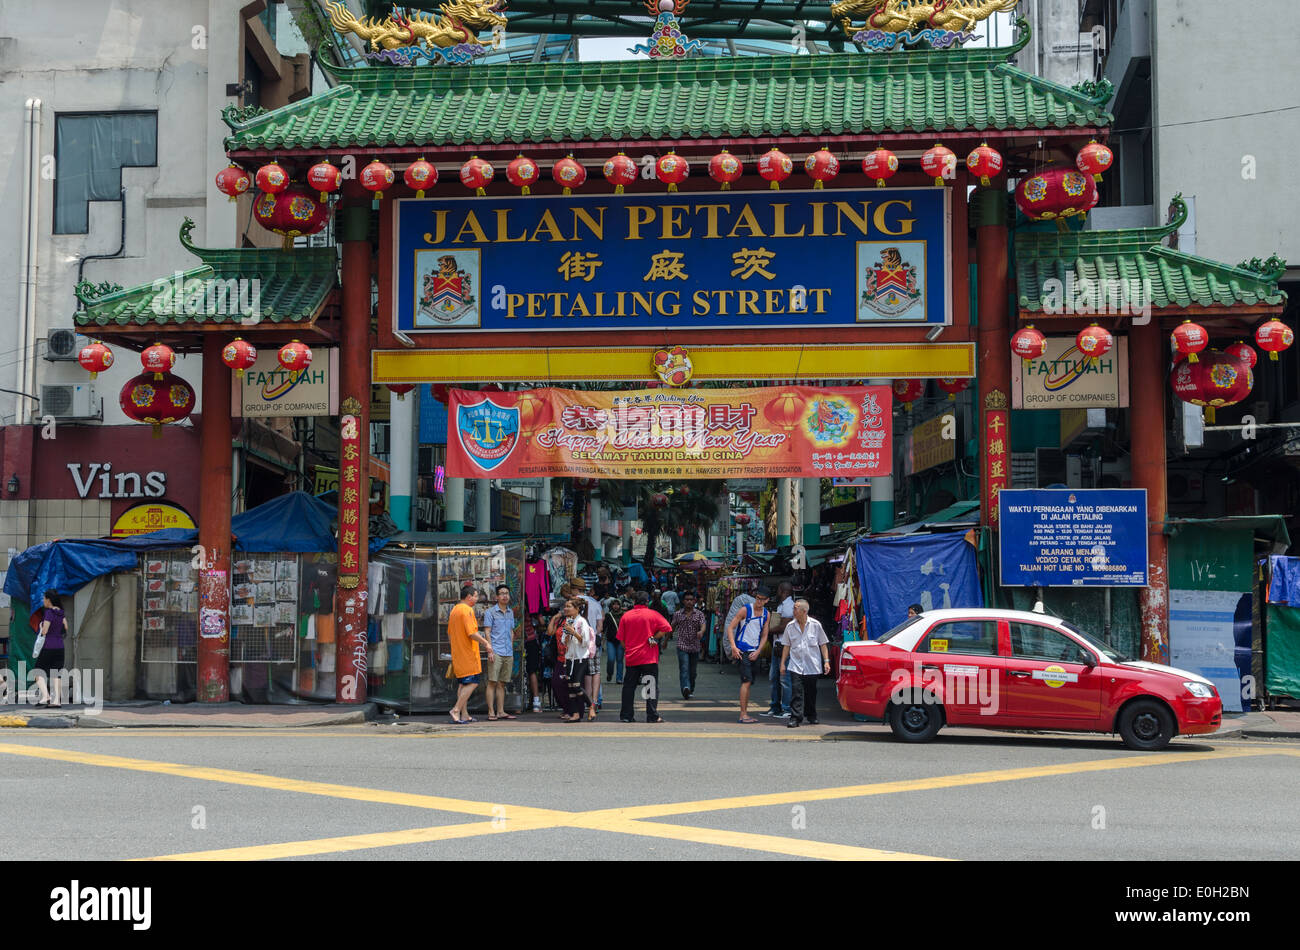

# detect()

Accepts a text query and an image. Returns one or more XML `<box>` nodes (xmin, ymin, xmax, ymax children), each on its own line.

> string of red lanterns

<box><xmin>553</xmin><ymin>155</ymin><xmax>586</xmax><ymax>196</ymax></box>
<box><xmin>403</xmin><ymin>158</ymin><xmax>437</xmax><ymax>198</ymax></box>
<box><xmin>1255</xmin><ymin>319</ymin><xmax>1294</xmax><ymax>361</ymax></box>
<box><xmin>757</xmin><ymin>148</ymin><xmax>793</xmax><ymax>190</ymax></box>
<box><xmin>506</xmin><ymin>154</ymin><xmax>539</xmax><ymax>195</ymax></box>
<box><xmin>77</xmin><ymin>341</ymin><xmax>113</xmax><ymax>379</ymax></box>
<box><xmin>1075</xmin><ymin>323</ymin><xmax>1114</xmax><ymax>366</ymax></box>
<box><xmin>708</xmin><ymin>150</ymin><xmax>743</xmax><ymax>190</ymax></box>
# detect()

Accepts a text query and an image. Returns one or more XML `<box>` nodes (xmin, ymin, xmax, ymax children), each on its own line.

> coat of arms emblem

<box><xmin>860</xmin><ymin>246</ymin><xmax>923</xmax><ymax>318</ymax></box>
<box><xmin>420</xmin><ymin>254</ymin><xmax>477</xmax><ymax>324</ymax></box>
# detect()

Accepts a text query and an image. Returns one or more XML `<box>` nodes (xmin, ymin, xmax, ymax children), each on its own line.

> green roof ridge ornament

<box><xmin>1237</xmin><ymin>254</ymin><xmax>1288</xmax><ymax>282</ymax></box>
<box><xmin>1164</xmin><ymin>193</ymin><xmax>1188</xmax><ymax>237</ymax></box>
<box><xmin>323</xmin><ymin>0</ymin><xmax>506</xmax><ymax>66</ymax></box>
<box><xmin>221</xmin><ymin>103</ymin><xmax>269</xmax><ymax>130</ymax></box>
<box><xmin>1071</xmin><ymin>78</ymin><xmax>1114</xmax><ymax>106</ymax></box>
<box><xmin>73</xmin><ymin>280</ymin><xmax>126</xmax><ymax>307</ymax></box>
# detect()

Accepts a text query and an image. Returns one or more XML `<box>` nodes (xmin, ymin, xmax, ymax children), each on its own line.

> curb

<box><xmin>75</xmin><ymin>705</ymin><xmax>375</xmax><ymax>729</ymax></box>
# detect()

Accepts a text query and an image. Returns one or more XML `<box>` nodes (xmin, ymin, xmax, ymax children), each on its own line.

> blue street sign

<box><xmin>999</xmin><ymin>488</ymin><xmax>1148</xmax><ymax>587</ymax></box>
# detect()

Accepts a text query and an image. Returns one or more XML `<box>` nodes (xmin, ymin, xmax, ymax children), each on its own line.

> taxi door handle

<box><xmin>921</xmin><ymin>663</ymin><xmax>942</xmax><ymax>671</ymax></box>
<box><xmin>1007</xmin><ymin>670</ymin><xmax>1031</xmax><ymax>678</ymax></box>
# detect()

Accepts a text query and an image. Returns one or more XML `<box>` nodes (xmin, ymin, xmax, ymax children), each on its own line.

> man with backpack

<box><xmin>724</xmin><ymin>586</ymin><xmax>772</xmax><ymax>724</ymax></box>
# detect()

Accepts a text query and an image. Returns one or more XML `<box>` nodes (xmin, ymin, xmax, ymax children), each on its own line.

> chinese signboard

<box><xmin>1013</xmin><ymin>337</ymin><xmax>1129</xmax><ymax>409</ymax></box>
<box><xmin>111</xmin><ymin>502</ymin><xmax>196</xmax><ymax>537</ymax></box>
<box><xmin>999</xmin><ymin>488</ymin><xmax>1148</xmax><ymax>587</ymax></box>
<box><xmin>338</xmin><ymin>413</ymin><xmax>363</xmax><ymax>587</ymax></box>
<box><xmin>984</xmin><ymin>393</ymin><xmax>1009</xmax><ymax>524</ymax></box>
<box><xmin>393</xmin><ymin>188</ymin><xmax>951</xmax><ymax>333</ymax></box>
<box><xmin>234</xmin><ymin>348</ymin><xmax>338</xmax><ymax>418</ymax></box>
<box><xmin>907</xmin><ymin>412</ymin><xmax>956</xmax><ymax>475</ymax></box>
<box><xmin>446</xmin><ymin>386</ymin><xmax>892</xmax><ymax>480</ymax></box>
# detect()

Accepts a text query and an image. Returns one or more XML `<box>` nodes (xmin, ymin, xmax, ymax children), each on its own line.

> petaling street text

<box><xmin>501</xmin><ymin>288</ymin><xmax>833</xmax><ymax>319</ymax></box>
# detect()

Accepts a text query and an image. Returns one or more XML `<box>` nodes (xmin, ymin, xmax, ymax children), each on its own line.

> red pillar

<box><xmin>335</xmin><ymin>199</ymin><xmax>372</xmax><ymax>703</ymax></box>
<box><xmin>973</xmin><ymin>188</ymin><xmax>1011</xmax><ymax>528</ymax></box>
<box><xmin>197</xmin><ymin>335</ymin><xmax>232</xmax><ymax>702</ymax></box>
<box><xmin>1129</xmin><ymin>320</ymin><xmax>1170</xmax><ymax>663</ymax></box>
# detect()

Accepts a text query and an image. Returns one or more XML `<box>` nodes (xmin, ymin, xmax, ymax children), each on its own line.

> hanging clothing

<box><xmin>525</xmin><ymin>559</ymin><xmax>551</xmax><ymax>614</ymax></box>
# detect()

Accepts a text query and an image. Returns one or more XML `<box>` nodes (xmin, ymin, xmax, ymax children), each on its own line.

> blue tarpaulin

<box><xmin>1267</xmin><ymin>555</ymin><xmax>1300</xmax><ymax>605</ymax></box>
<box><xmin>231</xmin><ymin>491</ymin><xmax>336</xmax><ymax>553</ymax></box>
<box><xmin>854</xmin><ymin>532</ymin><xmax>983</xmax><ymax>640</ymax></box>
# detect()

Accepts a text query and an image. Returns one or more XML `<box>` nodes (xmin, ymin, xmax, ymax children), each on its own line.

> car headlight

<box><xmin>1183</xmin><ymin>681</ymin><xmax>1214</xmax><ymax>698</ymax></box>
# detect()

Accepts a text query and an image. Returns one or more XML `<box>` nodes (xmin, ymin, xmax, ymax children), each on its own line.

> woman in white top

<box><xmin>560</xmin><ymin>598</ymin><xmax>596</xmax><ymax>723</ymax></box>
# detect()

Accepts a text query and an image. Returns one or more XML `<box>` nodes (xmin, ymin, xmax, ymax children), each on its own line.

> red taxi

<box><xmin>836</xmin><ymin>608</ymin><xmax>1222</xmax><ymax>750</ymax></box>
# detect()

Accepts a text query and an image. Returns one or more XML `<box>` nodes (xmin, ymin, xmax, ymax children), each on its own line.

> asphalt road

<box><xmin>1</xmin><ymin>719</ymin><xmax>1296</xmax><ymax>861</ymax></box>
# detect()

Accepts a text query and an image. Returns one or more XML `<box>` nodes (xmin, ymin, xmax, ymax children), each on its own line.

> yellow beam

<box><xmin>372</xmin><ymin>343</ymin><xmax>976</xmax><ymax>383</ymax></box>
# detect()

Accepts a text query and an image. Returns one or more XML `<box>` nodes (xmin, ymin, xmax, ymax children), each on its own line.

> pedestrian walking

<box><xmin>482</xmin><ymin>584</ymin><xmax>517</xmax><ymax>721</ymax></box>
<box><xmin>661</xmin><ymin>587</ymin><xmax>681</xmax><ymax>615</ymax></box>
<box><xmin>724</xmin><ymin>586</ymin><xmax>771</xmax><ymax>723</ymax></box>
<box><xmin>671</xmin><ymin>592</ymin><xmax>706</xmax><ymax>698</ymax></box>
<box><xmin>449</xmin><ymin>585</ymin><xmax>494</xmax><ymax>724</ymax></box>
<box><xmin>570</xmin><ymin>577</ymin><xmax>605</xmax><ymax>711</ymax></box>
<box><xmin>32</xmin><ymin>590</ymin><xmax>67</xmax><ymax>708</ymax></box>
<box><xmin>779</xmin><ymin>599</ymin><xmax>831</xmax><ymax>727</ymax></box>
<box><xmin>603</xmin><ymin>597</ymin><xmax>627</xmax><ymax>684</ymax></box>
<box><xmin>763</xmin><ymin>581</ymin><xmax>795</xmax><ymax>719</ymax></box>
<box><xmin>617</xmin><ymin>590</ymin><xmax>671</xmax><ymax>723</ymax></box>
<box><xmin>559</xmin><ymin>598</ymin><xmax>596</xmax><ymax>723</ymax></box>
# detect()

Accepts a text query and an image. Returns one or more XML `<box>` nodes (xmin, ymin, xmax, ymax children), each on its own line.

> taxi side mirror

<box><xmin>1079</xmin><ymin>651</ymin><xmax>1097</xmax><ymax>669</ymax></box>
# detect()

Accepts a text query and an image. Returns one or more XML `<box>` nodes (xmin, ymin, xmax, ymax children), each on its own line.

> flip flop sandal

<box><xmin>487</xmin><ymin>716</ymin><xmax>499</xmax><ymax>721</ymax></box>
<box><xmin>501</xmin><ymin>714</ymin><xmax>518</xmax><ymax>720</ymax></box>
<box><xmin>738</xmin><ymin>717</ymin><xmax>759</xmax><ymax>723</ymax></box>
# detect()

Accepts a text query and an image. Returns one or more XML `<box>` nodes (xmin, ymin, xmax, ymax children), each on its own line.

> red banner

<box><xmin>447</xmin><ymin>386</ymin><xmax>892</xmax><ymax>479</ymax></box>
<box><xmin>984</xmin><ymin>406</ymin><xmax>1009</xmax><ymax>524</ymax></box>
<box><xmin>338</xmin><ymin>413</ymin><xmax>363</xmax><ymax>584</ymax></box>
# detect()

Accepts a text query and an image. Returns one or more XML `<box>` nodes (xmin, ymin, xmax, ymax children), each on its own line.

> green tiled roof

<box><xmin>224</xmin><ymin>39</ymin><xmax>1111</xmax><ymax>153</ymax></box>
<box><xmin>1015</xmin><ymin>197</ymin><xmax>1286</xmax><ymax>313</ymax></box>
<box><xmin>75</xmin><ymin>219</ymin><xmax>337</xmax><ymax>329</ymax></box>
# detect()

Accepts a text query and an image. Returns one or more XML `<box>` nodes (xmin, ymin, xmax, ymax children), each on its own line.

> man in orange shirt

<box><xmin>449</xmin><ymin>584</ymin><xmax>494</xmax><ymax>724</ymax></box>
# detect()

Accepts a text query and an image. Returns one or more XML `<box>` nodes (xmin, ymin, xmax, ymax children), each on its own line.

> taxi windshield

<box><xmin>1061</xmin><ymin>621</ymin><xmax>1134</xmax><ymax>663</ymax></box>
<box><xmin>878</xmin><ymin>616</ymin><xmax>923</xmax><ymax>643</ymax></box>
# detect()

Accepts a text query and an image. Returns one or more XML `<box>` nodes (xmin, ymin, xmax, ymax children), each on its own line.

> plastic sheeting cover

<box><xmin>854</xmin><ymin>532</ymin><xmax>983</xmax><ymax>640</ymax></box>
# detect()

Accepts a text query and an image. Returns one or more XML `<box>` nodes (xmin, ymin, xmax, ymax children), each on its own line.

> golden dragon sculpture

<box><xmin>830</xmin><ymin>0</ymin><xmax>1020</xmax><ymax>37</ymax></box>
<box><xmin>326</xmin><ymin>0</ymin><xmax>508</xmax><ymax>50</ymax></box>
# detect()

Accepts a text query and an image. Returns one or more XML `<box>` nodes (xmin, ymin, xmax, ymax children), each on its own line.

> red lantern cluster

<box><xmin>307</xmin><ymin>160</ymin><xmax>342</xmax><ymax>202</ymax></box>
<box><xmin>804</xmin><ymin>149</ymin><xmax>839</xmax><ymax>189</ymax></box>
<box><xmin>553</xmin><ymin>156</ymin><xmax>586</xmax><ymax>196</ymax></box>
<box><xmin>709</xmin><ymin>150</ymin><xmax>743</xmax><ymax>190</ymax></box>
<box><xmin>1015</xmin><ymin>165</ymin><xmax>1099</xmax><ymax>220</ymax></box>
<box><xmin>253</xmin><ymin>184</ymin><xmax>330</xmax><ymax>248</ymax></box>
<box><xmin>120</xmin><ymin>371</ymin><xmax>195</xmax><ymax>438</ymax></box>
<box><xmin>757</xmin><ymin>148</ymin><xmax>793</xmax><ymax>190</ymax></box>
<box><xmin>77</xmin><ymin>341</ymin><xmax>113</xmax><ymax>379</ymax></box>
<box><xmin>1256</xmin><ymin>319</ymin><xmax>1294</xmax><ymax>361</ymax></box>
<box><xmin>215</xmin><ymin>165</ymin><xmax>251</xmax><ymax>202</ymax></box>
<box><xmin>966</xmin><ymin>143</ymin><xmax>1003</xmax><ymax>187</ymax></box>
<box><xmin>1171</xmin><ymin>320</ymin><xmax>1208</xmax><ymax>363</ymax></box>
<box><xmin>404</xmin><ymin>158</ymin><xmax>437</xmax><ymax>198</ymax></box>
<box><xmin>141</xmin><ymin>342</ymin><xmax>175</xmax><ymax>380</ymax></box>
<box><xmin>1075</xmin><ymin>323</ymin><xmax>1114</xmax><ymax>365</ymax></box>
<box><xmin>603</xmin><ymin>153</ymin><xmax>637</xmax><ymax>194</ymax></box>
<box><xmin>360</xmin><ymin>160</ymin><xmax>394</xmax><ymax>200</ymax></box>
<box><xmin>506</xmin><ymin>155</ymin><xmax>539</xmax><ymax>195</ymax></box>
<box><xmin>655</xmin><ymin>152</ymin><xmax>689</xmax><ymax>192</ymax></box>
<box><xmin>1225</xmin><ymin>341</ymin><xmax>1257</xmax><ymax>370</ymax></box>
<box><xmin>862</xmin><ymin>148</ymin><xmax>898</xmax><ymax>188</ymax></box>
<box><xmin>255</xmin><ymin>162</ymin><xmax>289</xmax><ymax>195</ymax></box>
<box><xmin>893</xmin><ymin>378</ymin><xmax>924</xmax><ymax>410</ymax></box>
<box><xmin>1076</xmin><ymin>140</ymin><xmax>1114</xmax><ymax>183</ymax></box>
<box><xmin>460</xmin><ymin>156</ymin><xmax>495</xmax><ymax>195</ymax></box>
<box><xmin>277</xmin><ymin>340</ymin><xmax>313</xmax><ymax>381</ymax></box>
<box><xmin>221</xmin><ymin>338</ymin><xmax>257</xmax><ymax>378</ymax></box>
<box><xmin>1011</xmin><ymin>325</ymin><xmax>1048</xmax><ymax>362</ymax></box>
<box><xmin>1170</xmin><ymin>350</ymin><xmax>1253</xmax><ymax>423</ymax></box>
<box><xmin>921</xmin><ymin>144</ymin><xmax>956</xmax><ymax>187</ymax></box>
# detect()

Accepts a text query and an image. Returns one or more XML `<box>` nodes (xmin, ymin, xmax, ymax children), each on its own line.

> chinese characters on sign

<box><xmin>984</xmin><ymin>394</ymin><xmax>1009</xmax><ymax>524</ymax></box>
<box><xmin>338</xmin><ymin>413</ymin><xmax>363</xmax><ymax>588</ymax></box>
<box><xmin>447</xmin><ymin>386</ymin><xmax>892</xmax><ymax>480</ymax></box>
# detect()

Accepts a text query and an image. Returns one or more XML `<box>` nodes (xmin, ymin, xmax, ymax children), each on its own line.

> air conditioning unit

<box><xmin>45</xmin><ymin>328</ymin><xmax>86</xmax><ymax>362</ymax></box>
<box><xmin>40</xmin><ymin>383</ymin><xmax>98</xmax><ymax>419</ymax></box>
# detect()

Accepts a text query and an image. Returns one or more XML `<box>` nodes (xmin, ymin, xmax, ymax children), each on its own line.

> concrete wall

<box><xmin>1152</xmin><ymin>0</ymin><xmax>1300</xmax><ymax>268</ymax></box>
<box><xmin>1013</xmin><ymin>0</ymin><xmax>1097</xmax><ymax>88</ymax></box>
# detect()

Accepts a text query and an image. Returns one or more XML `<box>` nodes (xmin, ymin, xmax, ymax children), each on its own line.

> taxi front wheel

<box><xmin>1118</xmin><ymin>699</ymin><xmax>1175</xmax><ymax>751</ymax></box>
<box><xmin>888</xmin><ymin>695</ymin><xmax>944</xmax><ymax>742</ymax></box>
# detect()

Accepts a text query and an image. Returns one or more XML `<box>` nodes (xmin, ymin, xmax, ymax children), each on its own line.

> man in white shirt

<box><xmin>661</xmin><ymin>588</ymin><xmax>680</xmax><ymax>615</ymax></box>
<box><xmin>778</xmin><ymin>598</ymin><xmax>830</xmax><ymax>727</ymax></box>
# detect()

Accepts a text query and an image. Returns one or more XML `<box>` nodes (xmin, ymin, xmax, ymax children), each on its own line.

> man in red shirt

<box><xmin>616</xmin><ymin>590</ymin><xmax>672</xmax><ymax>723</ymax></box>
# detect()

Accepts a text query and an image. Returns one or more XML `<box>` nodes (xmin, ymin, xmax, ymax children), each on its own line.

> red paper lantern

<box><xmin>253</xmin><ymin>184</ymin><xmax>330</xmax><ymax>248</ymax></box>
<box><xmin>77</xmin><ymin>341</ymin><xmax>113</xmax><ymax>379</ymax></box>
<box><xmin>360</xmin><ymin>160</ymin><xmax>394</xmax><ymax>200</ymax></box>
<box><xmin>762</xmin><ymin>390</ymin><xmax>804</xmax><ymax>430</ymax></box>
<box><xmin>1170</xmin><ymin>350</ymin><xmax>1253</xmax><ymax>423</ymax></box>
<box><xmin>1255</xmin><ymin>319</ymin><xmax>1294</xmax><ymax>361</ymax></box>
<box><xmin>921</xmin><ymin>144</ymin><xmax>956</xmax><ymax>186</ymax></box>
<box><xmin>215</xmin><ymin>164</ymin><xmax>251</xmax><ymax>202</ymax></box>
<box><xmin>1225</xmin><ymin>341</ymin><xmax>1258</xmax><ymax>370</ymax></box>
<box><xmin>1011</xmin><ymin>325</ymin><xmax>1048</xmax><ymax>362</ymax></box>
<box><xmin>119</xmin><ymin>371</ymin><xmax>195</xmax><ymax>438</ymax></box>
<box><xmin>757</xmin><ymin>148</ymin><xmax>793</xmax><ymax>190</ymax></box>
<box><xmin>1075</xmin><ymin>323</ymin><xmax>1114</xmax><ymax>364</ymax></box>
<box><xmin>460</xmin><ymin>156</ymin><xmax>495</xmax><ymax>195</ymax></box>
<box><xmin>403</xmin><ymin>158</ymin><xmax>437</xmax><ymax>198</ymax></box>
<box><xmin>708</xmin><ymin>150</ymin><xmax>743</xmax><ymax>190</ymax></box>
<box><xmin>893</xmin><ymin>378</ymin><xmax>924</xmax><ymax>411</ymax></box>
<box><xmin>936</xmin><ymin>378</ymin><xmax>969</xmax><ymax>401</ymax></box>
<box><xmin>506</xmin><ymin>155</ymin><xmax>539</xmax><ymax>195</ymax></box>
<box><xmin>516</xmin><ymin>390</ymin><xmax>552</xmax><ymax>440</ymax></box>
<box><xmin>255</xmin><ymin>162</ymin><xmax>289</xmax><ymax>195</ymax></box>
<box><xmin>221</xmin><ymin>338</ymin><xmax>257</xmax><ymax>378</ymax></box>
<box><xmin>965</xmin><ymin>143</ymin><xmax>1003</xmax><ymax>187</ymax></box>
<box><xmin>1171</xmin><ymin>319</ymin><xmax>1209</xmax><ymax>363</ymax></box>
<box><xmin>431</xmin><ymin>383</ymin><xmax>451</xmax><ymax>404</ymax></box>
<box><xmin>655</xmin><ymin>152</ymin><xmax>689</xmax><ymax>192</ymax></box>
<box><xmin>1015</xmin><ymin>165</ymin><xmax>1099</xmax><ymax>220</ymax></box>
<box><xmin>1076</xmin><ymin>140</ymin><xmax>1114</xmax><ymax>183</ymax></box>
<box><xmin>862</xmin><ymin>148</ymin><xmax>898</xmax><ymax>188</ymax></box>
<box><xmin>306</xmin><ymin>160</ymin><xmax>342</xmax><ymax>202</ymax></box>
<box><xmin>553</xmin><ymin>156</ymin><xmax>587</xmax><ymax>196</ymax></box>
<box><xmin>277</xmin><ymin>340</ymin><xmax>313</xmax><ymax>381</ymax></box>
<box><xmin>804</xmin><ymin>149</ymin><xmax>839</xmax><ymax>189</ymax></box>
<box><xmin>387</xmin><ymin>384</ymin><xmax>416</xmax><ymax>399</ymax></box>
<box><xmin>651</xmin><ymin>492</ymin><xmax>669</xmax><ymax>509</ymax></box>
<box><xmin>603</xmin><ymin>153</ymin><xmax>638</xmax><ymax>194</ymax></box>
<box><xmin>141</xmin><ymin>342</ymin><xmax>175</xmax><ymax>380</ymax></box>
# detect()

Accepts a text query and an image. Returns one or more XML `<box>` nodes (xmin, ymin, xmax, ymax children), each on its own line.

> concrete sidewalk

<box><xmin>0</xmin><ymin>701</ymin><xmax>376</xmax><ymax>729</ymax></box>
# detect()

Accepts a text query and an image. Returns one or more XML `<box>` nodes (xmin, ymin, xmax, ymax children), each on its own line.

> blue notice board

<box><xmin>999</xmin><ymin>489</ymin><xmax>1147</xmax><ymax>587</ymax></box>
<box><xmin>392</xmin><ymin>187</ymin><xmax>951</xmax><ymax>333</ymax></box>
